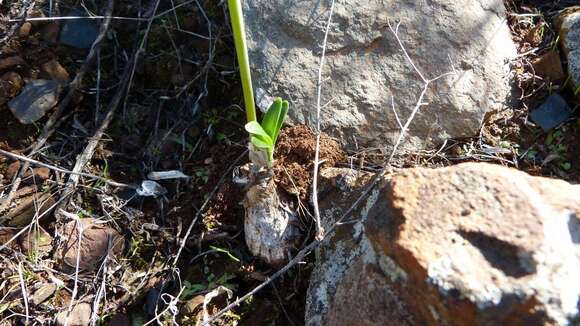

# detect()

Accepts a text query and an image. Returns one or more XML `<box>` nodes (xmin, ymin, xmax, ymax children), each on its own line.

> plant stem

<box><xmin>228</xmin><ymin>0</ymin><xmax>256</xmax><ymax>122</ymax></box>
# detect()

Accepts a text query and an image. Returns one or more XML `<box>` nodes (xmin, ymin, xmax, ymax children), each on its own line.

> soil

<box><xmin>0</xmin><ymin>0</ymin><xmax>578</xmax><ymax>325</ymax></box>
<box><xmin>275</xmin><ymin>125</ymin><xmax>346</xmax><ymax>202</ymax></box>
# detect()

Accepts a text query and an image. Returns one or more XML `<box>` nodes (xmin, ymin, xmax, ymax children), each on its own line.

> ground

<box><xmin>0</xmin><ymin>0</ymin><xmax>578</xmax><ymax>325</ymax></box>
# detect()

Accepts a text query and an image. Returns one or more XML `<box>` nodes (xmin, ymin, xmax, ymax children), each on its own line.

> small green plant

<box><xmin>244</xmin><ymin>98</ymin><xmax>289</xmax><ymax>167</ymax></box>
<box><xmin>228</xmin><ymin>0</ymin><xmax>289</xmax><ymax>168</ymax></box>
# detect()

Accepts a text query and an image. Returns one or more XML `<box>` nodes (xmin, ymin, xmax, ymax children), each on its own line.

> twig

<box><xmin>7</xmin><ymin>15</ymin><xmax>149</xmax><ymax>22</ymax></box>
<box><xmin>17</xmin><ymin>262</ymin><xmax>29</xmax><ymax>326</ymax></box>
<box><xmin>58</xmin><ymin>53</ymin><xmax>135</xmax><ymax>198</ymax></box>
<box><xmin>0</xmin><ymin>149</ymin><xmax>132</xmax><ymax>188</ymax></box>
<box><xmin>311</xmin><ymin>0</ymin><xmax>335</xmax><ymax>241</ymax></box>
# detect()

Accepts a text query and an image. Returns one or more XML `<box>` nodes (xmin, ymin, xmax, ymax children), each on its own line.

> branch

<box><xmin>312</xmin><ymin>0</ymin><xmax>336</xmax><ymax>241</ymax></box>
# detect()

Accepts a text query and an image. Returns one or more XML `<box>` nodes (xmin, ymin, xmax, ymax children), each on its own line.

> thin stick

<box><xmin>0</xmin><ymin>149</ymin><xmax>131</xmax><ymax>188</ymax></box>
<box><xmin>59</xmin><ymin>54</ymin><xmax>135</xmax><ymax>197</ymax></box>
<box><xmin>312</xmin><ymin>0</ymin><xmax>336</xmax><ymax>241</ymax></box>
<box><xmin>7</xmin><ymin>15</ymin><xmax>148</xmax><ymax>22</ymax></box>
<box><xmin>17</xmin><ymin>262</ymin><xmax>29</xmax><ymax>326</ymax></box>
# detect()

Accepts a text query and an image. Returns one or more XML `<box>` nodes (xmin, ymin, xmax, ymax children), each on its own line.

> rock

<box><xmin>243</xmin><ymin>0</ymin><xmax>516</xmax><ymax>151</ymax></box>
<box><xmin>57</xmin><ymin>218</ymin><xmax>125</xmax><ymax>272</ymax></box>
<box><xmin>19</xmin><ymin>226</ymin><xmax>52</xmax><ymax>258</ymax></box>
<box><xmin>30</xmin><ymin>283</ymin><xmax>57</xmax><ymax>306</ymax></box>
<box><xmin>19</xmin><ymin>22</ymin><xmax>32</xmax><ymax>38</ymax></box>
<box><xmin>59</xmin><ymin>11</ymin><xmax>99</xmax><ymax>49</ymax></box>
<box><xmin>5</xmin><ymin>161</ymin><xmax>21</xmax><ymax>180</ymax></box>
<box><xmin>8</xmin><ymin>79</ymin><xmax>64</xmax><ymax>124</ymax></box>
<box><xmin>306</xmin><ymin>163</ymin><xmax>580</xmax><ymax>325</ymax></box>
<box><xmin>3</xmin><ymin>189</ymin><xmax>57</xmax><ymax>227</ymax></box>
<box><xmin>0</xmin><ymin>72</ymin><xmax>24</xmax><ymax>105</ymax></box>
<box><xmin>556</xmin><ymin>6</ymin><xmax>580</xmax><ymax>99</ymax></box>
<box><xmin>40</xmin><ymin>59</ymin><xmax>70</xmax><ymax>81</ymax></box>
<box><xmin>531</xmin><ymin>51</ymin><xmax>566</xmax><ymax>83</ymax></box>
<box><xmin>0</xmin><ymin>56</ymin><xmax>25</xmax><ymax>72</ymax></box>
<box><xmin>0</xmin><ymin>227</ymin><xmax>19</xmax><ymax>249</ymax></box>
<box><xmin>5</xmin><ymin>161</ymin><xmax>50</xmax><ymax>184</ymax></box>
<box><xmin>55</xmin><ymin>302</ymin><xmax>92</xmax><ymax>326</ymax></box>
<box><xmin>529</xmin><ymin>93</ymin><xmax>573</xmax><ymax>131</ymax></box>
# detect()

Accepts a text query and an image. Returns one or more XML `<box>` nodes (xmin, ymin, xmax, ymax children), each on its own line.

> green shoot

<box><xmin>245</xmin><ymin>98</ymin><xmax>289</xmax><ymax>167</ymax></box>
<box><xmin>228</xmin><ymin>0</ymin><xmax>256</xmax><ymax>123</ymax></box>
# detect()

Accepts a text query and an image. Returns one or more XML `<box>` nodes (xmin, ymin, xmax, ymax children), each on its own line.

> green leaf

<box><xmin>250</xmin><ymin>136</ymin><xmax>272</xmax><ymax>149</ymax></box>
<box><xmin>245</xmin><ymin>121</ymin><xmax>273</xmax><ymax>146</ymax></box>
<box><xmin>561</xmin><ymin>161</ymin><xmax>572</xmax><ymax>171</ymax></box>
<box><xmin>273</xmin><ymin>100</ymin><xmax>289</xmax><ymax>143</ymax></box>
<box><xmin>261</xmin><ymin>98</ymin><xmax>283</xmax><ymax>140</ymax></box>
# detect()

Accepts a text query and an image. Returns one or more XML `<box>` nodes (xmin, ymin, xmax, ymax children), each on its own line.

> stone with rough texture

<box><xmin>56</xmin><ymin>218</ymin><xmax>125</xmax><ymax>272</ymax></box>
<box><xmin>556</xmin><ymin>6</ymin><xmax>580</xmax><ymax>99</ymax></box>
<box><xmin>8</xmin><ymin>79</ymin><xmax>64</xmax><ymax>124</ymax></box>
<box><xmin>55</xmin><ymin>302</ymin><xmax>91</xmax><ymax>326</ymax></box>
<box><xmin>306</xmin><ymin>163</ymin><xmax>580</xmax><ymax>325</ymax></box>
<box><xmin>243</xmin><ymin>0</ymin><xmax>516</xmax><ymax>151</ymax></box>
<box><xmin>30</xmin><ymin>283</ymin><xmax>57</xmax><ymax>306</ymax></box>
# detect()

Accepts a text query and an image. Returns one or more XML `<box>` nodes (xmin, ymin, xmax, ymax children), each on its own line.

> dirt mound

<box><xmin>274</xmin><ymin>125</ymin><xmax>346</xmax><ymax>202</ymax></box>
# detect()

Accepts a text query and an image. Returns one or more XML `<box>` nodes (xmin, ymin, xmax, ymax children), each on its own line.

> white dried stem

<box><xmin>312</xmin><ymin>0</ymin><xmax>336</xmax><ymax>241</ymax></box>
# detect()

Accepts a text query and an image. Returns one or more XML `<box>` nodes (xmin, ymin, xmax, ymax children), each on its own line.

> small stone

<box><xmin>0</xmin><ymin>228</ymin><xmax>18</xmax><ymax>248</ymax></box>
<box><xmin>32</xmin><ymin>167</ymin><xmax>50</xmax><ymax>181</ymax></box>
<box><xmin>532</xmin><ymin>51</ymin><xmax>566</xmax><ymax>83</ymax></box>
<box><xmin>5</xmin><ymin>161</ymin><xmax>21</xmax><ymax>180</ymax></box>
<box><xmin>19</xmin><ymin>22</ymin><xmax>32</xmax><ymax>38</ymax></box>
<box><xmin>30</xmin><ymin>283</ymin><xmax>57</xmax><ymax>306</ymax></box>
<box><xmin>529</xmin><ymin>93</ymin><xmax>573</xmax><ymax>131</ymax></box>
<box><xmin>0</xmin><ymin>56</ymin><xmax>25</xmax><ymax>72</ymax></box>
<box><xmin>5</xmin><ymin>191</ymin><xmax>57</xmax><ymax>227</ymax></box>
<box><xmin>55</xmin><ymin>302</ymin><xmax>91</xmax><ymax>326</ymax></box>
<box><xmin>8</xmin><ymin>79</ymin><xmax>64</xmax><ymax>124</ymax></box>
<box><xmin>40</xmin><ymin>59</ymin><xmax>70</xmax><ymax>81</ymax></box>
<box><xmin>19</xmin><ymin>226</ymin><xmax>52</xmax><ymax>258</ymax></box>
<box><xmin>59</xmin><ymin>11</ymin><xmax>99</xmax><ymax>49</ymax></box>
<box><xmin>57</xmin><ymin>218</ymin><xmax>125</xmax><ymax>272</ymax></box>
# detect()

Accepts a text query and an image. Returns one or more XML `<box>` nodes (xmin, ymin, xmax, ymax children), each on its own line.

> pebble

<box><xmin>8</xmin><ymin>79</ymin><xmax>64</xmax><ymax>124</ymax></box>
<box><xmin>30</xmin><ymin>283</ymin><xmax>57</xmax><ymax>306</ymax></box>
<box><xmin>19</xmin><ymin>22</ymin><xmax>32</xmax><ymax>38</ymax></box>
<box><xmin>40</xmin><ymin>59</ymin><xmax>70</xmax><ymax>81</ymax></box>
<box><xmin>529</xmin><ymin>93</ymin><xmax>573</xmax><ymax>131</ymax></box>
<box><xmin>55</xmin><ymin>302</ymin><xmax>92</xmax><ymax>326</ymax></box>
<box><xmin>59</xmin><ymin>11</ymin><xmax>99</xmax><ymax>49</ymax></box>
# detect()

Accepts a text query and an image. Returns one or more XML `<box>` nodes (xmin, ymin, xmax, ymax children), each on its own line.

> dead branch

<box><xmin>312</xmin><ymin>0</ymin><xmax>336</xmax><ymax>241</ymax></box>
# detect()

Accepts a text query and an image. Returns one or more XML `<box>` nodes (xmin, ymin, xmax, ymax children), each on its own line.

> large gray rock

<box><xmin>556</xmin><ymin>6</ymin><xmax>580</xmax><ymax>100</ymax></box>
<box><xmin>243</xmin><ymin>0</ymin><xmax>516</xmax><ymax>151</ymax></box>
<box><xmin>306</xmin><ymin>163</ymin><xmax>580</xmax><ymax>325</ymax></box>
